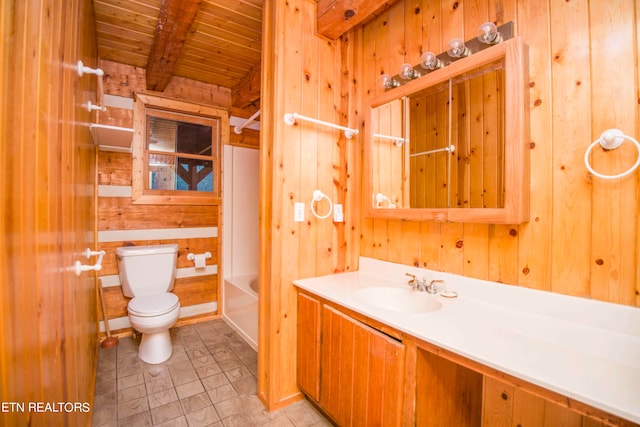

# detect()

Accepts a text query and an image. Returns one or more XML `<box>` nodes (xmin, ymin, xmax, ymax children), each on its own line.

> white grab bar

<box><xmin>284</xmin><ymin>112</ymin><xmax>359</xmax><ymax>139</ymax></box>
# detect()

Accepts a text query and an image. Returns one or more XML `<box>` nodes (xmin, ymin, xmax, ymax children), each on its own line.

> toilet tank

<box><xmin>116</xmin><ymin>244</ymin><xmax>179</xmax><ymax>298</ymax></box>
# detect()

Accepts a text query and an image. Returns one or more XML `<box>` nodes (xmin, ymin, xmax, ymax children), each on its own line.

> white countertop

<box><xmin>293</xmin><ymin>257</ymin><xmax>640</xmax><ymax>424</ymax></box>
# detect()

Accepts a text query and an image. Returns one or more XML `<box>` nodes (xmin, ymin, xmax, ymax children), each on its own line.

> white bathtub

<box><xmin>222</xmin><ymin>274</ymin><xmax>258</xmax><ymax>350</ymax></box>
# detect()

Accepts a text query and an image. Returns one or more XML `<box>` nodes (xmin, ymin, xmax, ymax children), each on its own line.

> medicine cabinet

<box><xmin>364</xmin><ymin>36</ymin><xmax>530</xmax><ymax>223</ymax></box>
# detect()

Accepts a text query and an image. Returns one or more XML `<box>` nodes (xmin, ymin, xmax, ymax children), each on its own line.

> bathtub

<box><xmin>222</xmin><ymin>274</ymin><xmax>258</xmax><ymax>350</ymax></box>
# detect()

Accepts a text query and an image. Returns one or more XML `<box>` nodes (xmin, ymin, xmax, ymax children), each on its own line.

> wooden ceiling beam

<box><xmin>315</xmin><ymin>0</ymin><xmax>400</xmax><ymax>40</ymax></box>
<box><xmin>146</xmin><ymin>0</ymin><xmax>203</xmax><ymax>91</ymax></box>
<box><xmin>232</xmin><ymin>61</ymin><xmax>261</xmax><ymax>109</ymax></box>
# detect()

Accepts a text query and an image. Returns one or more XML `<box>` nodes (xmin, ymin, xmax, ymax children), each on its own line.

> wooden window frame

<box><xmin>132</xmin><ymin>93</ymin><xmax>229</xmax><ymax>205</ymax></box>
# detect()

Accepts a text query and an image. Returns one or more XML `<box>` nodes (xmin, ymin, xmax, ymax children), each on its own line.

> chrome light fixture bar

<box><xmin>381</xmin><ymin>21</ymin><xmax>513</xmax><ymax>90</ymax></box>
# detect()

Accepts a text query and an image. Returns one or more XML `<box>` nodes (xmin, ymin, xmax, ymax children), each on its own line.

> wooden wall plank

<box><xmin>587</xmin><ymin>0</ymin><xmax>637</xmax><ymax>305</ymax></box>
<box><xmin>97</xmin><ymin>151</ymin><xmax>133</xmax><ymax>186</ymax></box>
<box><xmin>549</xmin><ymin>0</ymin><xmax>592</xmax><ymax>298</ymax></box>
<box><xmin>98</xmin><ymin>197</ymin><xmax>218</xmax><ymax>230</ymax></box>
<box><xmin>516</xmin><ymin>0</ymin><xmax>553</xmax><ymax>292</ymax></box>
<box><xmin>229</xmin><ymin>127</ymin><xmax>260</xmax><ymax>149</ymax></box>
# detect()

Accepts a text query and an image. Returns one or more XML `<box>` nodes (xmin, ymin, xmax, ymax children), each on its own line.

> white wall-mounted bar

<box><xmin>78</xmin><ymin>60</ymin><xmax>107</xmax><ymax>111</ymax></box>
<box><xmin>409</xmin><ymin>144</ymin><xmax>455</xmax><ymax>157</ymax></box>
<box><xmin>373</xmin><ymin>133</ymin><xmax>409</xmax><ymax>146</ymax></box>
<box><xmin>284</xmin><ymin>112</ymin><xmax>359</xmax><ymax>139</ymax></box>
<box><xmin>77</xmin><ymin>60</ymin><xmax>104</xmax><ymax>77</ymax></box>
<box><xmin>234</xmin><ymin>109</ymin><xmax>261</xmax><ymax>134</ymax></box>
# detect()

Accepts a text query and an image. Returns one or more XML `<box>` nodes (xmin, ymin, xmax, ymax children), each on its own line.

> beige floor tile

<box><xmin>206</xmin><ymin>384</ymin><xmax>237</xmax><ymax>404</ymax></box>
<box><xmin>145</xmin><ymin>377</ymin><xmax>174</xmax><ymax>395</ymax></box>
<box><xmin>195</xmin><ymin>362</ymin><xmax>223</xmax><ymax>379</ymax></box>
<box><xmin>154</xmin><ymin>415</ymin><xmax>189</xmax><ymax>427</ymax></box>
<box><xmin>117</xmin><ymin>383</ymin><xmax>147</xmax><ymax>403</ymax></box>
<box><xmin>170</xmin><ymin>369</ymin><xmax>199</xmax><ymax>387</ymax></box>
<box><xmin>147</xmin><ymin>388</ymin><xmax>178</xmax><ymax>410</ymax></box>
<box><xmin>118</xmin><ymin>396</ymin><xmax>149</xmax><ymax>419</ymax></box>
<box><xmin>282</xmin><ymin>400</ymin><xmax>331</xmax><ymax>426</ymax></box>
<box><xmin>231</xmin><ymin>376</ymin><xmax>257</xmax><ymax>396</ymax></box>
<box><xmin>180</xmin><ymin>391</ymin><xmax>212</xmax><ymax>415</ymax></box>
<box><xmin>201</xmin><ymin>373</ymin><xmax>229</xmax><ymax>391</ymax></box>
<box><xmin>223</xmin><ymin>366</ymin><xmax>252</xmax><ymax>383</ymax></box>
<box><xmin>150</xmin><ymin>401</ymin><xmax>183</xmax><ymax>425</ymax></box>
<box><xmin>117</xmin><ymin>373</ymin><xmax>144</xmax><ymax>391</ymax></box>
<box><xmin>143</xmin><ymin>364</ymin><xmax>171</xmax><ymax>383</ymax></box>
<box><xmin>175</xmin><ymin>379</ymin><xmax>205</xmax><ymax>400</ymax></box>
<box><xmin>185</xmin><ymin>405</ymin><xmax>220</xmax><ymax>427</ymax></box>
<box><xmin>118</xmin><ymin>411</ymin><xmax>152</xmax><ymax>427</ymax></box>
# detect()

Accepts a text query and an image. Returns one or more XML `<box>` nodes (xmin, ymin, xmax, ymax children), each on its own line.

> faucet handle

<box><xmin>427</xmin><ymin>279</ymin><xmax>445</xmax><ymax>294</ymax></box>
<box><xmin>405</xmin><ymin>273</ymin><xmax>418</xmax><ymax>289</ymax></box>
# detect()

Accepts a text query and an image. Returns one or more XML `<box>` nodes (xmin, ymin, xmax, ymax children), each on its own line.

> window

<box><xmin>132</xmin><ymin>93</ymin><xmax>229</xmax><ymax>205</ymax></box>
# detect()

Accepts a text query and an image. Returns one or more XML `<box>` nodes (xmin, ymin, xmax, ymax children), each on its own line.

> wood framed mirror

<box><xmin>364</xmin><ymin>36</ymin><xmax>530</xmax><ymax>224</ymax></box>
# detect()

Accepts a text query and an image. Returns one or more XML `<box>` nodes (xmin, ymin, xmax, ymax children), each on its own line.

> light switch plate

<box><xmin>334</xmin><ymin>204</ymin><xmax>344</xmax><ymax>222</ymax></box>
<box><xmin>294</xmin><ymin>202</ymin><xmax>305</xmax><ymax>222</ymax></box>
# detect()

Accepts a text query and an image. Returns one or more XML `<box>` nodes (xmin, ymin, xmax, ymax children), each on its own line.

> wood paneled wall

<box><xmin>357</xmin><ymin>0</ymin><xmax>639</xmax><ymax>307</ymax></box>
<box><xmin>260</xmin><ymin>0</ymin><xmax>639</xmax><ymax>411</ymax></box>
<box><xmin>258</xmin><ymin>0</ymin><xmax>361</xmax><ymax>410</ymax></box>
<box><xmin>96</xmin><ymin>60</ymin><xmax>234</xmax><ymax>333</ymax></box>
<box><xmin>0</xmin><ymin>0</ymin><xmax>98</xmax><ymax>424</ymax></box>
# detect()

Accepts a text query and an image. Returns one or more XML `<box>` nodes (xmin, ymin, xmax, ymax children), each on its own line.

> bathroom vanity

<box><xmin>294</xmin><ymin>258</ymin><xmax>640</xmax><ymax>426</ymax></box>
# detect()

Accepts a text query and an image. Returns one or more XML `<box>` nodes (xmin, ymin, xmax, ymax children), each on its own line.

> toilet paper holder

<box><xmin>187</xmin><ymin>252</ymin><xmax>211</xmax><ymax>267</ymax></box>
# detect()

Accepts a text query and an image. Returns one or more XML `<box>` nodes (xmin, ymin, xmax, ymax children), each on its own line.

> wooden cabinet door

<box><xmin>297</xmin><ymin>292</ymin><xmax>322</xmax><ymax>401</ymax></box>
<box><xmin>319</xmin><ymin>305</ymin><xmax>405</xmax><ymax>427</ymax></box>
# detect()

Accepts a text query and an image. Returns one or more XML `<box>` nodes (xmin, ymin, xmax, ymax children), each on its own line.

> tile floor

<box><xmin>92</xmin><ymin>319</ymin><xmax>332</xmax><ymax>426</ymax></box>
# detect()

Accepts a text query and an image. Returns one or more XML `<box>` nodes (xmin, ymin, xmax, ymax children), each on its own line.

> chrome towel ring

<box><xmin>584</xmin><ymin>129</ymin><xmax>640</xmax><ymax>180</ymax></box>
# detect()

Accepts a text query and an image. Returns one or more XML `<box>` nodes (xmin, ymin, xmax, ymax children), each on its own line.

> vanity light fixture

<box><xmin>477</xmin><ymin>22</ymin><xmax>502</xmax><ymax>45</ymax></box>
<box><xmin>378</xmin><ymin>22</ymin><xmax>513</xmax><ymax>92</ymax></box>
<box><xmin>419</xmin><ymin>52</ymin><xmax>443</xmax><ymax>71</ymax></box>
<box><xmin>379</xmin><ymin>73</ymin><xmax>400</xmax><ymax>89</ymax></box>
<box><xmin>399</xmin><ymin>63</ymin><xmax>420</xmax><ymax>80</ymax></box>
<box><xmin>446</xmin><ymin>38</ymin><xmax>470</xmax><ymax>59</ymax></box>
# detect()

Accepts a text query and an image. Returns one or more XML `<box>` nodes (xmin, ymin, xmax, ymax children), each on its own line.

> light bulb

<box><xmin>420</xmin><ymin>52</ymin><xmax>442</xmax><ymax>71</ymax></box>
<box><xmin>378</xmin><ymin>73</ymin><xmax>400</xmax><ymax>89</ymax></box>
<box><xmin>477</xmin><ymin>22</ymin><xmax>502</xmax><ymax>45</ymax></box>
<box><xmin>446</xmin><ymin>38</ymin><xmax>470</xmax><ymax>59</ymax></box>
<box><xmin>399</xmin><ymin>63</ymin><xmax>419</xmax><ymax>80</ymax></box>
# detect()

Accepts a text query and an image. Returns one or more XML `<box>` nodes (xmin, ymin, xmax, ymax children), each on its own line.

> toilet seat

<box><xmin>128</xmin><ymin>293</ymin><xmax>179</xmax><ymax>317</ymax></box>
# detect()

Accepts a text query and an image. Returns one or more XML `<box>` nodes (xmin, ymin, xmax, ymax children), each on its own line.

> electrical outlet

<box><xmin>333</xmin><ymin>204</ymin><xmax>344</xmax><ymax>222</ymax></box>
<box><xmin>294</xmin><ymin>202</ymin><xmax>305</xmax><ymax>222</ymax></box>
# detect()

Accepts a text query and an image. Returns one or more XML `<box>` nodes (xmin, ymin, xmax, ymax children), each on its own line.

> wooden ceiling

<box><xmin>93</xmin><ymin>0</ymin><xmax>263</xmax><ymax>108</ymax></box>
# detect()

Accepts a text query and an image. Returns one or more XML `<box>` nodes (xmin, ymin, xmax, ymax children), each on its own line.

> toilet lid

<box><xmin>128</xmin><ymin>293</ymin><xmax>179</xmax><ymax>317</ymax></box>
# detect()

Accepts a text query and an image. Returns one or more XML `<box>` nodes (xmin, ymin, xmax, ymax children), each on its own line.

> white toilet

<box><xmin>116</xmin><ymin>244</ymin><xmax>181</xmax><ymax>364</ymax></box>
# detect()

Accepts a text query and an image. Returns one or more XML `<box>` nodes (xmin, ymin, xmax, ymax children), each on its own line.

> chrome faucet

<box><xmin>426</xmin><ymin>279</ymin><xmax>444</xmax><ymax>294</ymax></box>
<box><xmin>406</xmin><ymin>274</ymin><xmax>444</xmax><ymax>293</ymax></box>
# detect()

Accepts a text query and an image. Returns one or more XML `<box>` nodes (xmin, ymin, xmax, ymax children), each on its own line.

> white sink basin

<box><xmin>353</xmin><ymin>287</ymin><xmax>443</xmax><ymax>314</ymax></box>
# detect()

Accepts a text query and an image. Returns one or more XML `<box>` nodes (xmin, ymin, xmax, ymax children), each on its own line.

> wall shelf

<box><xmin>90</xmin><ymin>123</ymin><xmax>134</xmax><ymax>152</ymax></box>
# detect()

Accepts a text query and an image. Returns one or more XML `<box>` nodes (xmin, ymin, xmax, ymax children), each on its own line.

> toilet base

<box><xmin>138</xmin><ymin>330</ymin><xmax>172</xmax><ymax>364</ymax></box>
